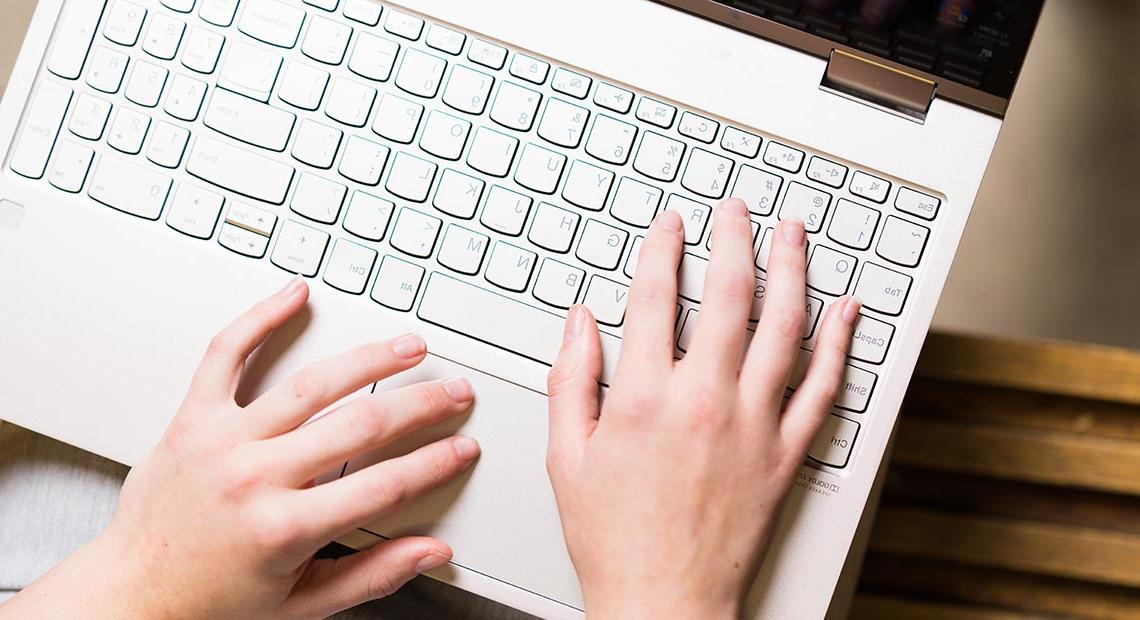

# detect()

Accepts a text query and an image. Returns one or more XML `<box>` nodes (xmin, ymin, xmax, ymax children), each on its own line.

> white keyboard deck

<box><xmin>6</xmin><ymin>0</ymin><xmax>944</xmax><ymax>473</ymax></box>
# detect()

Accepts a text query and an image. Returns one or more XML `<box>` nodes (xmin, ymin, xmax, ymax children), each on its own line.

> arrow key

<box><xmin>271</xmin><ymin>219</ymin><xmax>330</xmax><ymax>276</ymax></box>
<box><xmin>219</xmin><ymin>223</ymin><xmax>270</xmax><ymax>258</ymax></box>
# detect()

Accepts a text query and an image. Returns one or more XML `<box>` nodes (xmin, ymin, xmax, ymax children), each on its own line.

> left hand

<box><xmin>1</xmin><ymin>279</ymin><xmax>479</xmax><ymax>619</ymax></box>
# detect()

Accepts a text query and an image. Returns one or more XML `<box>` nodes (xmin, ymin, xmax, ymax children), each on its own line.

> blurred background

<box><xmin>2</xmin><ymin>0</ymin><xmax>1136</xmax><ymax>347</ymax></box>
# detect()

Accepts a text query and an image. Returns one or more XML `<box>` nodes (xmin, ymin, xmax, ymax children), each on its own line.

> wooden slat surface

<box><xmin>849</xmin><ymin>595</ymin><xmax>1042</xmax><ymax>620</ymax></box>
<box><xmin>857</xmin><ymin>332</ymin><xmax>1140</xmax><ymax>619</ymax></box>
<box><xmin>891</xmin><ymin>417</ymin><xmax>1140</xmax><ymax>495</ymax></box>
<box><xmin>915</xmin><ymin>333</ymin><xmax>1140</xmax><ymax>405</ymax></box>
<box><xmin>868</xmin><ymin>507</ymin><xmax>1140</xmax><ymax>588</ymax></box>
<box><xmin>859</xmin><ymin>553</ymin><xmax>1140</xmax><ymax>620</ymax></box>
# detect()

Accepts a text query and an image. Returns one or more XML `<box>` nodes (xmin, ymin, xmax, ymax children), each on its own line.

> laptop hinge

<box><xmin>821</xmin><ymin>49</ymin><xmax>936</xmax><ymax>123</ymax></box>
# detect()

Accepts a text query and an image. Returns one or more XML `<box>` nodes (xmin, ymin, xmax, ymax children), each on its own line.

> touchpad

<box><xmin>341</xmin><ymin>353</ymin><xmax>584</xmax><ymax>610</ymax></box>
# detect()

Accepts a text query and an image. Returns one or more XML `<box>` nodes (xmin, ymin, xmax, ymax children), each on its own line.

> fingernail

<box><xmin>279</xmin><ymin>276</ymin><xmax>305</xmax><ymax>297</ymax></box>
<box><xmin>720</xmin><ymin>198</ymin><xmax>748</xmax><ymax>216</ymax></box>
<box><xmin>416</xmin><ymin>552</ymin><xmax>450</xmax><ymax>574</ymax></box>
<box><xmin>441</xmin><ymin>377</ymin><xmax>473</xmax><ymax>402</ymax></box>
<box><xmin>781</xmin><ymin>219</ymin><xmax>806</xmax><ymax>246</ymax></box>
<box><xmin>563</xmin><ymin>305</ymin><xmax>585</xmax><ymax>343</ymax></box>
<box><xmin>451</xmin><ymin>435</ymin><xmax>480</xmax><ymax>461</ymax></box>
<box><xmin>653</xmin><ymin>209</ymin><xmax>683</xmax><ymax>232</ymax></box>
<box><xmin>391</xmin><ymin>334</ymin><xmax>426</xmax><ymax>359</ymax></box>
<box><xmin>842</xmin><ymin>297</ymin><xmax>863</xmax><ymax>324</ymax></box>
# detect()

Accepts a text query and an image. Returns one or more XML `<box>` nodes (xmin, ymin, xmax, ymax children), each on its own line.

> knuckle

<box><xmin>347</xmin><ymin>399</ymin><xmax>390</xmax><ymax>437</ymax></box>
<box><xmin>629</xmin><ymin>277</ymin><xmax>673</xmax><ymax>307</ymax></box>
<box><xmin>287</xmin><ymin>367</ymin><xmax>327</xmax><ymax>403</ymax></box>
<box><xmin>425</xmin><ymin>445</ymin><xmax>458</xmax><ymax>481</ymax></box>
<box><xmin>416</xmin><ymin>383</ymin><xmax>451</xmax><ymax>412</ymax></box>
<box><xmin>707</xmin><ymin>269</ymin><xmax>755</xmax><ymax>303</ymax></box>
<box><xmin>547</xmin><ymin>364</ymin><xmax>582</xmax><ymax>396</ymax></box>
<box><xmin>611</xmin><ymin>387</ymin><xmax>660</xmax><ymax>422</ymax></box>
<box><xmin>684</xmin><ymin>383</ymin><xmax>724</xmax><ymax>425</ymax></box>
<box><xmin>367</xmin><ymin>571</ymin><xmax>401</xmax><ymax>600</ymax></box>
<box><xmin>219</xmin><ymin>459</ymin><xmax>268</xmax><ymax>502</ymax></box>
<box><xmin>772</xmin><ymin>307</ymin><xmax>806</xmax><ymax>340</ymax></box>
<box><xmin>205</xmin><ymin>330</ymin><xmax>235</xmax><ymax>358</ymax></box>
<box><xmin>250</xmin><ymin>502</ymin><xmax>307</xmax><ymax>549</ymax></box>
<box><xmin>372</xmin><ymin>473</ymin><xmax>409</xmax><ymax>508</ymax></box>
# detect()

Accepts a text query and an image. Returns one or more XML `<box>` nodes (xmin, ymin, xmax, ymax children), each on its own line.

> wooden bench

<box><xmin>851</xmin><ymin>333</ymin><xmax>1140</xmax><ymax>619</ymax></box>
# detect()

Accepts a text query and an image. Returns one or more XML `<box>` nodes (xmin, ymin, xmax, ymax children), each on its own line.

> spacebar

<box><xmin>417</xmin><ymin>273</ymin><xmax>620</xmax><ymax>386</ymax></box>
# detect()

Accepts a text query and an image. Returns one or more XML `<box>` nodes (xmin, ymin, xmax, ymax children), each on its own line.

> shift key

<box><xmin>187</xmin><ymin>135</ymin><xmax>295</xmax><ymax>204</ymax></box>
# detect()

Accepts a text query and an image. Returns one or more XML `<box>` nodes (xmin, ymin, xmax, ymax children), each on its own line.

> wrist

<box><xmin>1</xmin><ymin>530</ymin><xmax>172</xmax><ymax>620</ymax></box>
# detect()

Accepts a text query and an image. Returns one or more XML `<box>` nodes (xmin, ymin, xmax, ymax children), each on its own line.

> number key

<box><xmin>779</xmin><ymin>182</ymin><xmax>831</xmax><ymax>233</ymax></box>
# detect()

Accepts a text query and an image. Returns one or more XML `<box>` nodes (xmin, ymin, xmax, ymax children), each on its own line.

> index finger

<box><xmin>188</xmin><ymin>277</ymin><xmax>309</xmax><ymax>402</ymax></box>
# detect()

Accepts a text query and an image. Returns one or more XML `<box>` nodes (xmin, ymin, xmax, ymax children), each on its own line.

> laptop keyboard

<box><xmin>6</xmin><ymin>0</ymin><xmax>944</xmax><ymax>473</ymax></box>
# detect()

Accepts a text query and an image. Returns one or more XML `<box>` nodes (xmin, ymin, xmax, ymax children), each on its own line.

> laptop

<box><xmin>0</xmin><ymin>0</ymin><xmax>1043</xmax><ymax>617</ymax></box>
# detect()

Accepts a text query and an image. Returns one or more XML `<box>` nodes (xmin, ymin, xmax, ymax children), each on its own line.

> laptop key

<box><xmin>437</xmin><ymin>224</ymin><xmax>489</xmax><ymax>275</ymax></box>
<box><xmin>419</xmin><ymin>273</ymin><xmax>622</xmax><ymax>385</ymax></box>
<box><xmin>324</xmin><ymin>238</ymin><xmax>377</xmax><ymax>295</ymax></box>
<box><xmin>47</xmin><ymin>0</ymin><xmax>107</xmax><ymax>80</ymax></box>
<box><xmin>850</xmin><ymin>170</ymin><xmax>890</xmax><ymax>203</ymax></box>
<box><xmin>199</xmin><ymin>0</ymin><xmax>239</xmax><ymax>27</ymax></box>
<box><xmin>876</xmin><ymin>216</ymin><xmax>929</xmax><ymax>267</ymax></box>
<box><xmin>371</xmin><ymin>255</ymin><xmax>425</xmax><ymax>311</ymax></box>
<box><xmin>187</xmin><ymin>135</ymin><xmax>295</xmax><ymax>204</ymax></box>
<box><xmin>807</xmin><ymin>415</ymin><xmax>859</xmax><ymax>468</ymax></box>
<box><xmin>103</xmin><ymin>1</ymin><xmax>147</xmax><ymax>48</ymax></box>
<box><xmin>681</xmin><ymin>148</ymin><xmax>733</xmax><ymax>199</ymax></box>
<box><xmin>854</xmin><ymin>263</ymin><xmax>912</xmax><ymax>316</ymax></box>
<box><xmin>763</xmin><ymin>141</ymin><xmax>805</xmax><ymax>173</ymax></box>
<box><xmin>238</xmin><ymin>0</ymin><xmax>305</xmax><ymax>48</ymax></box>
<box><xmin>47</xmin><ymin>140</ymin><xmax>94</xmax><ymax>194</ymax></box>
<box><xmin>395</xmin><ymin>49</ymin><xmax>447</xmax><ymax>98</ymax></box>
<box><xmin>167</xmin><ymin>183</ymin><xmax>224</xmax><ymax>239</ymax></box>
<box><xmin>88</xmin><ymin>154</ymin><xmax>172</xmax><ymax>220</ymax></box>
<box><xmin>204</xmin><ymin>88</ymin><xmax>296</xmax><ymax>152</ymax></box>
<box><xmin>271</xmin><ymin>219</ymin><xmax>330</xmax><ymax>277</ymax></box>
<box><xmin>779</xmin><ymin>182</ymin><xmax>831</xmax><ymax>233</ymax></box>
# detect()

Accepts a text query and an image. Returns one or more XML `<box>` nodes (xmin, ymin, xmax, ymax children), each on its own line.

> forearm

<box><xmin>0</xmin><ymin>533</ymin><xmax>165</xmax><ymax>620</ymax></box>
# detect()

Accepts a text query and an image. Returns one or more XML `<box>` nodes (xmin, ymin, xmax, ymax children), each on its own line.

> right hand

<box><xmin>546</xmin><ymin>201</ymin><xmax>860</xmax><ymax>618</ymax></box>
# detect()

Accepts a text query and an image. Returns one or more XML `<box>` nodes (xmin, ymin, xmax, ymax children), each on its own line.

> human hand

<box><xmin>2</xmin><ymin>279</ymin><xmax>479</xmax><ymax>619</ymax></box>
<box><xmin>546</xmin><ymin>200</ymin><xmax>860</xmax><ymax>618</ymax></box>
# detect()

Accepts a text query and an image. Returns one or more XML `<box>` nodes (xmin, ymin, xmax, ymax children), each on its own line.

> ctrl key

<box><xmin>808</xmin><ymin>415</ymin><xmax>859</xmax><ymax>469</ymax></box>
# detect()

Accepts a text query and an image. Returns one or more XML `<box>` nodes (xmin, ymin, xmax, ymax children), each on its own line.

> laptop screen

<box><xmin>661</xmin><ymin>0</ymin><xmax>1044</xmax><ymax>115</ymax></box>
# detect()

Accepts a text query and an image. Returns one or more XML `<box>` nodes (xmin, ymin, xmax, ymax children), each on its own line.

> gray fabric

<box><xmin>0</xmin><ymin>422</ymin><xmax>531</xmax><ymax>618</ymax></box>
<box><xmin>0</xmin><ymin>422</ymin><xmax>126</xmax><ymax>591</ymax></box>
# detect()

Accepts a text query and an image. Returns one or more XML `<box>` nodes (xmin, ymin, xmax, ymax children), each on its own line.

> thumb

<box><xmin>546</xmin><ymin>305</ymin><xmax>602</xmax><ymax>468</ymax></box>
<box><xmin>285</xmin><ymin>537</ymin><xmax>451</xmax><ymax>618</ymax></box>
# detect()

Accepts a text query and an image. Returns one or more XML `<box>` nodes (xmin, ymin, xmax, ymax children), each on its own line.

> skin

<box><xmin>0</xmin><ymin>199</ymin><xmax>857</xmax><ymax>619</ymax></box>
<box><xmin>547</xmin><ymin>202</ymin><xmax>859</xmax><ymax>618</ymax></box>
<box><xmin>1</xmin><ymin>280</ymin><xmax>482</xmax><ymax>619</ymax></box>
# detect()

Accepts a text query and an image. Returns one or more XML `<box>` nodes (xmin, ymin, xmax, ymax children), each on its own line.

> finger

<box><xmin>261</xmin><ymin>377</ymin><xmax>474</xmax><ymax>485</ymax></box>
<box><xmin>781</xmin><ymin>297</ymin><xmax>860</xmax><ymax>451</ymax></box>
<box><xmin>285</xmin><ymin>537</ymin><xmax>451</xmax><ymax>618</ymax></box>
<box><xmin>296</xmin><ymin>434</ymin><xmax>480</xmax><ymax>540</ymax></box>
<box><xmin>188</xmin><ymin>277</ymin><xmax>308</xmax><ymax>401</ymax></box>
<box><xmin>547</xmin><ymin>305</ymin><xmax>602</xmax><ymax>469</ymax></box>
<box><xmin>684</xmin><ymin>199</ymin><xmax>757</xmax><ymax>373</ymax></box>
<box><xmin>613</xmin><ymin>210</ymin><xmax>684</xmax><ymax>380</ymax></box>
<box><xmin>740</xmin><ymin>219</ymin><xmax>808</xmax><ymax>408</ymax></box>
<box><xmin>242</xmin><ymin>334</ymin><xmax>428</xmax><ymax>438</ymax></box>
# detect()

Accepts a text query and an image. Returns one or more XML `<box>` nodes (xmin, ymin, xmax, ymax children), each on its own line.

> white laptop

<box><xmin>0</xmin><ymin>0</ymin><xmax>1043</xmax><ymax>617</ymax></box>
